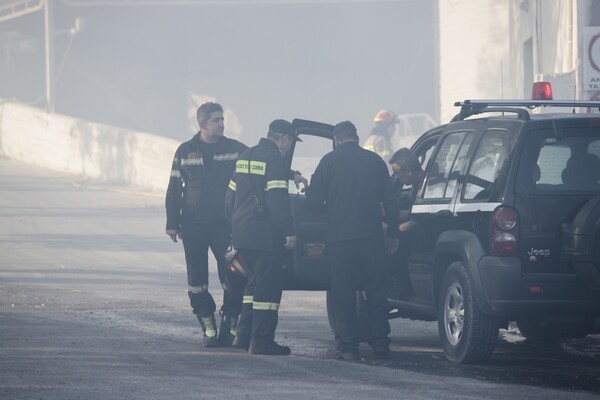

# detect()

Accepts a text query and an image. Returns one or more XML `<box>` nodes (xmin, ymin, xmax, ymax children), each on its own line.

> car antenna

<box><xmin>552</xmin><ymin>120</ymin><xmax>563</xmax><ymax>139</ymax></box>
<box><xmin>572</xmin><ymin>84</ymin><xmax>576</xmax><ymax>113</ymax></box>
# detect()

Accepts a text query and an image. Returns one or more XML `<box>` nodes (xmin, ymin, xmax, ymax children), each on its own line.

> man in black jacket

<box><xmin>165</xmin><ymin>102</ymin><xmax>247</xmax><ymax>347</ymax></box>
<box><xmin>306</xmin><ymin>120</ymin><xmax>399</xmax><ymax>360</ymax></box>
<box><xmin>224</xmin><ymin>119</ymin><xmax>299</xmax><ymax>355</ymax></box>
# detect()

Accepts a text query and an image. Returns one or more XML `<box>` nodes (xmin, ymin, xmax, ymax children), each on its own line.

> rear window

<box><xmin>517</xmin><ymin>127</ymin><xmax>600</xmax><ymax>193</ymax></box>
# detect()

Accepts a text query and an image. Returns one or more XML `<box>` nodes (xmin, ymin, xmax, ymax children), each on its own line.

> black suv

<box><xmin>280</xmin><ymin>101</ymin><xmax>600</xmax><ymax>364</ymax></box>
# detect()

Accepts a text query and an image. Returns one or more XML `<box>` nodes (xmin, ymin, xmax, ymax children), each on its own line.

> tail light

<box><xmin>531</xmin><ymin>82</ymin><xmax>553</xmax><ymax>100</ymax></box>
<box><xmin>490</xmin><ymin>206</ymin><xmax>519</xmax><ymax>256</ymax></box>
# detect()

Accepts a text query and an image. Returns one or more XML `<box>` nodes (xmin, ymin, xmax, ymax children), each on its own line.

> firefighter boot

<box><xmin>197</xmin><ymin>314</ymin><xmax>218</xmax><ymax>348</ymax></box>
<box><xmin>218</xmin><ymin>313</ymin><xmax>238</xmax><ymax>347</ymax></box>
<box><xmin>232</xmin><ymin>301</ymin><xmax>252</xmax><ymax>350</ymax></box>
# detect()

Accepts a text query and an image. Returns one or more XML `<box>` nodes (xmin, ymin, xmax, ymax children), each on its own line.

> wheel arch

<box><xmin>433</xmin><ymin>230</ymin><xmax>491</xmax><ymax>313</ymax></box>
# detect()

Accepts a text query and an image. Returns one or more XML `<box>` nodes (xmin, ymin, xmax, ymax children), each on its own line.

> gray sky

<box><xmin>0</xmin><ymin>0</ymin><xmax>435</xmax><ymax>144</ymax></box>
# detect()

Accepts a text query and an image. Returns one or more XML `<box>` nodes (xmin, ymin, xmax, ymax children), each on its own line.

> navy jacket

<box><xmin>306</xmin><ymin>141</ymin><xmax>398</xmax><ymax>242</ymax></box>
<box><xmin>225</xmin><ymin>138</ymin><xmax>295</xmax><ymax>251</ymax></box>
<box><xmin>165</xmin><ymin>134</ymin><xmax>247</xmax><ymax>229</ymax></box>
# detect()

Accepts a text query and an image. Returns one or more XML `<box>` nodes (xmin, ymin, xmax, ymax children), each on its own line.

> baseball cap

<box><xmin>269</xmin><ymin>119</ymin><xmax>302</xmax><ymax>142</ymax></box>
<box><xmin>332</xmin><ymin>120</ymin><xmax>357</xmax><ymax>136</ymax></box>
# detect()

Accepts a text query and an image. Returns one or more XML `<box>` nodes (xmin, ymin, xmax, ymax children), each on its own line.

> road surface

<box><xmin>0</xmin><ymin>158</ymin><xmax>598</xmax><ymax>399</ymax></box>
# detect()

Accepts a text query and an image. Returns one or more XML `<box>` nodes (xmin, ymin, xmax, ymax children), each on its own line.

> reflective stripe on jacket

<box><xmin>362</xmin><ymin>134</ymin><xmax>393</xmax><ymax>161</ymax></box>
<box><xmin>165</xmin><ymin>134</ymin><xmax>247</xmax><ymax>229</ymax></box>
<box><xmin>225</xmin><ymin>138</ymin><xmax>295</xmax><ymax>251</ymax></box>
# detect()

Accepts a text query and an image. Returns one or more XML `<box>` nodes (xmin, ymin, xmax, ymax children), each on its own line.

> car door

<box><xmin>281</xmin><ymin>119</ymin><xmax>334</xmax><ymax>290</ymax></box>
<box><xmin>408</xmin><ymin>122</ymin><xmax>479</xmax><ymax>306</ymax></box>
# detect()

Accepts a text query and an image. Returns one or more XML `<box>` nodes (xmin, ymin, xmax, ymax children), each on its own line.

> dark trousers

<box><xmin>181</xmin><ymin>223</ymin><xmax>244</xmax><ymax>317</ymax></box>
<box><xmin>237</xmin><ymin>249</ymin><xmax>284</xmax><ymax>344</ymax></box>
<box><xmin>329</xmin><ymin>239</ymin><xmax>391</xmax><ymax>350</ymax></box>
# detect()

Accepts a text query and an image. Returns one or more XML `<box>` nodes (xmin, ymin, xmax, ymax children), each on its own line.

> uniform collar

<box><xmin>258</xmin><ymin>137</ymin><xmax>279</xmax><ymax>150</ymax></box>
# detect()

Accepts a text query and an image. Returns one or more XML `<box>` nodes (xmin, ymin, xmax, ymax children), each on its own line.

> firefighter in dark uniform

<box><xmin>165</xmin><ymin>102</ymin><xmax>248</xmax><ymax>347</ymax></box>
<box><xmin>306</xmin><ymin>120</ymin><xmax>399</xmax><ymax>360</ymax></box>
<box><xmin>224</xmin><ymin>119</ymin><xmax>299</xmax><ymax>355</ymax></box>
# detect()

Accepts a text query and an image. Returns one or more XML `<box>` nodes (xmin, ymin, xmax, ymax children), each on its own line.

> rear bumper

<box><xmin>477</xmin><ymin>256</ymin><xmax>600</xmax><ymax>316</ymax></box>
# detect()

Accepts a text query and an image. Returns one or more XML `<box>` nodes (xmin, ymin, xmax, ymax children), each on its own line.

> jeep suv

<box><xmin>281</xmin><ymin>101</ymin><xmax>600</xmax><ymax>364</ymax></box>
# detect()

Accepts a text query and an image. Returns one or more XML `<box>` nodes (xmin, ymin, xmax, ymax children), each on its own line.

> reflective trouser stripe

<box><xmin>253</xmin><ymin>301</ymin><xmax>279</xmax><ymax>311</ymax></box>
<box><xmin>243</xmin><ymin>295</ymin><xmax>253</xmax><ymax>304</ymax></box>
<box><xmin>228</xmin><ymin>180</ymin><xmax>236</xmax><ymax>191</ymax></box>
<box><xmin>188</xmin><ymin>284</ymin><xmax>208</xmax><ymax>294</ymax></box>
<box><xmin>265</xmin><ymin>180</ymin><xmax>288</xmax><ymax>190</ymax></box>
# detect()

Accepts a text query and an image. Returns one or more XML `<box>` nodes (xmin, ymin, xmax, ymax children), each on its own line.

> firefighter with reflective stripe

<box><xmin>165</xmin><ymin>102</ymin><xmax>247</xmax><ymax>347</ymax></box>
<box><xmin>307</xmin><ymin>120</ymin><xmax>399</xmax><ymax>360</ymax></box>
<box><xmin>362</xmin><ymin>109</ymin><xmax>397</xmax><ymax>162</ymax></box>
<box><xmin>224</xmin><ymin>119</ymin><xmax>299</xmax><ymax>355</ymax></box>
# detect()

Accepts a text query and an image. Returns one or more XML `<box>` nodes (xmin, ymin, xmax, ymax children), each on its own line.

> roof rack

<box><xmin>451</xmin><ymin>99</ymin><xmax>600</xmax><ymax>122</ymax></box>
<box><xmin>455</xmin><ymin>99</ymin><xmax>600</xmax><ymax>108</ymax></box>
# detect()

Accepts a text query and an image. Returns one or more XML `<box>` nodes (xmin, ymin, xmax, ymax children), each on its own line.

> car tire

<box><xmin>438</xmin><ymin>261</ymin><xmax>499</xmax><ymax>364</ymax></box>
<box><xmin>326</xmin><ymin>290</ymin><xmax>369</xmax><ymax>343</ymax></box>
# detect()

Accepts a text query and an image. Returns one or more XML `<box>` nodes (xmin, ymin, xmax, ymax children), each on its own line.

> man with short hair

<box><xmin>224</xmin><ymin>119</ymin><xmax>299</xmax><ymax>355</ymax></box>
<box><xmin>387</xmin><ymin>148</ymin><xmax>425</xmax><ymax>299</ymax></box>
<box><xmin>307</xmin><ymin>120</ymin><xmax>399</xmax><ymax>360</ymax></box>
<box><xmin>165</xmin><ymin>102</ymin><xmax>247</xmax><ymax>347</ymax></box>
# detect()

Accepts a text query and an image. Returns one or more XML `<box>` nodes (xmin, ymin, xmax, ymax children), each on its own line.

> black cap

<box><xmin>269</xmin><ymin>119</ymin><xmax>302</xmax><ymax>141</ymax></box>
<box><xmin>333</xmin><ymin>120</ymin><xmax>357</xmax><ymax>136</ymax></box>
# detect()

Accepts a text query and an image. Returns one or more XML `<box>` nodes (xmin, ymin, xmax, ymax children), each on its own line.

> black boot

<box><xmin>249</xmin><ymin>340</ymin><xmax>291</xmax><ymax>356</ymax></box>
<box><xmin>232</xmin><ymin>301</ymin><xmax>252</xmax><ymax>350</ymax></box>
<box><xmin>232</xmin><ymin>334</ymin><xmax>251</xmax><ymax>351</ymax></box>
<box><xmin>197</xmin><ymin>314</ymin><xmax>218</xmax><ymax>348</ymax></box>
<box><xmin>218</xmin><ymin>314</ymin><xmax>238</xmax><ymax>347</ymax></box>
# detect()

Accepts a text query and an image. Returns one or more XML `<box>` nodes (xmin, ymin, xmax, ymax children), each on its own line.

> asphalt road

<box><xmin>1</xmin><ymin>158</ymin><xmax>598</xmax><ymax>400</ymax></box>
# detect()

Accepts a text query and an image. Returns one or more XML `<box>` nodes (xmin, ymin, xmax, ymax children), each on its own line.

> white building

<box><xmin>437</xmin><ymin>0</ymin><xmax>600</xmax><ymax>123</ymax></box>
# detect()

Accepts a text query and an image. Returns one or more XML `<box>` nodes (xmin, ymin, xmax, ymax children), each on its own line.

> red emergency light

<box><xmin>531</xmin><ymin>82</ymin><xmax>553</xmax><ymax>100</ymax></box>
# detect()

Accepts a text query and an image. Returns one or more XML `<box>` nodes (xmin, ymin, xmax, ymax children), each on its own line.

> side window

<box><xmin>422</xmin><ymin>131</ymin><xmax>471</xmax><ymax>200</ymax></box>
<box><xmin>415</xmin><ymin>138</ymin><xmax>437</xmax><ymax>171</ymax></box>
<box><xmin>517</xmin><ymin>128</ymin><xmax>600</xmax><ymax>193</ymax></box>
<box><xmin>464</xmin><ymin>129</ymin><xmax>516</xmax><ymax>200</ymax></box>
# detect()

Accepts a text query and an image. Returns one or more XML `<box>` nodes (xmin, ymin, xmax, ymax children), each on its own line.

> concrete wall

<box><xmin>0</xmin><ymin>100</ymin><xmax>178</xmax><ymax>193</ymax></box>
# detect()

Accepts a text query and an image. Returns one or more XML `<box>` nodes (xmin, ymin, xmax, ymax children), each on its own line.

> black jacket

<box><xmin>306</xmin><ymin>140</ymin><xmax>398</xmax><ymax>242</ymax></box>
<box><xmin>224</xmin><ymin>138</ymin><xmax>295</xmax><ymax>251</ymax></box>
<box><xmin>165</xmin><ymin>134</ymin><xmax>247</xmax><ymax>229</ymax></box>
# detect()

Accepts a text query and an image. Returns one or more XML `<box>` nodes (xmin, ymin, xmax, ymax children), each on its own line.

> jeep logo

<box><xmin>527</xmin><ymin>248</ymin><xmax>550</xmax><ymax>257</ymax></box>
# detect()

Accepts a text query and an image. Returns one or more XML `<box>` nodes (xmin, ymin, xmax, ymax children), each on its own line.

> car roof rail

<box><xmin>451</xmin><ymin>99</ymin><xmax>600</xmax><ymax>122</ymax></box>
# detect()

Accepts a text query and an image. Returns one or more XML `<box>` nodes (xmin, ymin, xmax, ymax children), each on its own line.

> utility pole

<box><xmin>44</xmin><ymin>0</ymin><xmax>54</xmax><ymax>112</ymax></box>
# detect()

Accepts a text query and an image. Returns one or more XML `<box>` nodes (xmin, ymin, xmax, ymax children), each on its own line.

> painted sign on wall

<box><xmin>584</xmin><ymin>27</ymin><xmax>600</xmax><ymax>91</ymax></box>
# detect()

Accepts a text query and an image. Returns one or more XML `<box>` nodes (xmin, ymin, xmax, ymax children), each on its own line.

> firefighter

<box><xmin>165</xmin><ymin>102</ymin><xmax>248</xmax><ymax>348</ymax></box>
<box><xmin>362</xmin><ymin>109</ymin><xmax>397</xmax><ymax>161</ymax></box>
<box><xmin>224</xmin><ymin>119</ymin><xmax>299</xmax><ymax>355</ymax></box>
<box><xmin>306</xmin><ymin>120</ymin><xmax>399</xmax><ymax>360</ymax></box>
